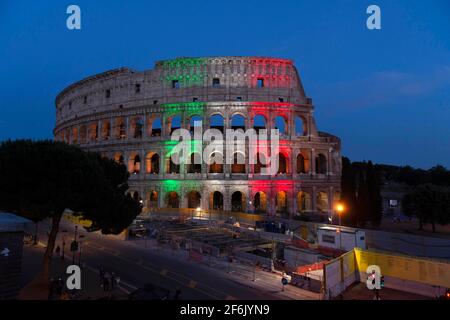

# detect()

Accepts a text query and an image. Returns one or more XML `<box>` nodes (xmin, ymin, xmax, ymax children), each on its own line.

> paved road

<box><xmin>30</xmin><ymin>219</ymin><xmax>318</xmax><ymax>300</ymax></box>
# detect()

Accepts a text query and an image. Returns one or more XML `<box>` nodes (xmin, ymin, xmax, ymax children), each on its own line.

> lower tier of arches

<box><xmin>127</xmin><ymin>180</ymin><xmax>341</xmax><ymax>220</ymax></box>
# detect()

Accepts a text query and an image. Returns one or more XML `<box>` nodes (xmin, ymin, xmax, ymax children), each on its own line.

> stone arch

<box><xmin>88</xmin><ymin>122</ymin><xmax>98</xmax><ymax>141</ymax></box>
<box><xmin>294</xmin><ymin>115</ymin><xmax>308</xmax><ymax>136</ymax></box>
<box><xmin>276</xmin><ymin>191</ymin><xmax>288</xmax><ymax>215</ymax></box>
<box><xmin>208</xmin><ymin>151</ymin><xmax>223</xmax><ymax>173</ymax></box>
<box><xmin>315</xmin><ymin>153</ymin><xmax>327</xmax><ymax>174</ymax></box>
<box><xmin>114</xmin><ymin>117</ymin><xmax>126</xmax><ymax>139</ymax></box>
<box><xmin>189</xmin><ymin>115</ymin><xmax>203</xmax><ymax>134</ymax></box>
<box><xmin>128</xmin><ymin>152</ymin><xmax>141</xmax><ymax>174</ymax></box>
<box><xmin>253</xmin><ymin>114</ymin><xmax>267</xmax><ymax>134</ymax></box>
<box><xmin>316</xmin><ymin>191</ymin><xmax>329</xmax><ymax>213</ymax></box>
<box><xmin>129</xmin><ymin>116</ymin><xmax>143</xmax><ymax>139</ymax></box>
<box><xmin>150</xmin><ymin>117</ymin><xmax>162</xmax><ymax>137</ymax></box>
<box><xmin>188</xmin><ymin>152</ymin><xmax>202</xmax><ymax>173</ymax></box>
<box><xmin>79</xmin><ymin>125</ymin><xmax>87</xmax><ymax>143</ymax></box>
<box><xmin>274</xmin><ymin>115</ymin><xmax>287</xmax><ymax>135</ymax></box>
<box><xmin>231</xmin><ymin>191</ymin><xmax>246</xmax><ymax>212</ymax></box>
<box><xmin>254</xmin><ymin>152</ymin><xmax>266</xmax><ymax>174</ymax></box>
<box><xmin>101</xmin><ymin>120</ymin><xmax>111</xmax><ymax>140</ymax></box>
<box><xmin>253</xmin><ymin>191</ymin><xmax>267</xmax><ymax>213</ymax></box>
<box><xmin>166</xmin><ymin>191</ymin><xmax>180</xmax><ymax>208</ymax></box>
<box><xmin>231</xmin><ymin>151</ymin><xmax>246</xmax><ymax>174</ymax></box>
<box><xmin>114</xmin><ymin>152</ymin><xmax>124</xmax><ymax>165</ymax></box>
<box><xmin>297</xmin><ymin>191</ymin><xmax>312</xmax><ymax>214</ymax></box>
<box><xmin>166</xmin><ymin>153</ymin><xmax>180</xmax><ymax>174</ymax></box>
<box><xmin>277</xmin><ymin>153</ymin><xmax>288</xmax><ymax>174</ymax></box>
<box><xmin>168</xmin><ymin>114</ymin><xmax>181</xmax><ymax>134</ymax></box>
<box><xmin>145</xmin><ymin>152</ymin><xmax>160</xmax><ymax>174</ymax></box>
<box><xmin>187</xmin><ymin>191</ymin><xmax>201</xmax><ymax>209</ymax></box>
<box><xmin>210</xmin><ymin>114</ymin><xmax>224</xmax><ymax>133</ymax></box>
<box><xmin>210</xmin><ymin>191</ymin><xmax>224</xmax><ymax>210</ymax></box>
<box><xmin>296</xmin><ymin>151</ymin><xmax>310</xmax><ymax>174</ymax></box>
<box><xmin>71</xmin><ymin>127</ymin><xmax>79</xmax><ymax>144</ymax></box>
<box><xmin>146</xmin><ymin>190</ymin><xmax>158</xmax><ymax>208</ymax></box>
<box><xmin>231</xmin><ymin>114</ymin><xmax>245</xmax><ymax>131</ymax></box>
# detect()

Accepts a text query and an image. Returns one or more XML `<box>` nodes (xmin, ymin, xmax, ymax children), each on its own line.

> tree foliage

<box><xmin>402</xmin><ymin>184</ymin><xmax>450</xmax><ymax>232</ymax></box>
<box><xmin>0</xmin><ymin>140</ymin><xmax>141</xmax><ymax>284</ymax></box>
<box><xmin>340</xmin><ymin>158</ymin><xmax>382</xmax><ymax>227</ymax></box>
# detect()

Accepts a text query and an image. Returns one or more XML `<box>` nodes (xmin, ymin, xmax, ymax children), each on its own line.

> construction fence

<box><xmin>323</xmin><ymin>248</ymin><xmax>450</xmax><ymax>299</ymax></box>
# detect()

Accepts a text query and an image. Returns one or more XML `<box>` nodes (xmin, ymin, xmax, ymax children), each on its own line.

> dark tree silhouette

<box><xmin>0</xmin><ymin>140</ymin><xmax>141</xmax><ymax>292</ymax></box>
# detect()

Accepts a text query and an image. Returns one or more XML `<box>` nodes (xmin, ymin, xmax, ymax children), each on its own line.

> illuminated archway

<box><xmin>166</xmin><ymin>191</ymin><xmax>180</xmax><ymax>208</ymax></box>
<box><xmin>254</xmin><ymin>191</ymin><xmax>267</xmax><ymax>213</ymax></box>
<box><xmin>315</xmin><ymin>153</ymin><xmax>327</xmax><ymax>174</ymax></box>
<box><xmin>211</xmin><ymin>191</ymin><xmax>224</xmax><ymax>210</ymax></box>
<box><xmin>187</xmin><ymin>191</ymin><xmax>201</xmax><ymax>209</ymax></box>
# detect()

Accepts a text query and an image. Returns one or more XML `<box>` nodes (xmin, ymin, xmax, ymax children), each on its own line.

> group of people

<box><xmin>99</xmin><ymin>266</ymin><xmax>118</xmax><ymax>292</ymax></box>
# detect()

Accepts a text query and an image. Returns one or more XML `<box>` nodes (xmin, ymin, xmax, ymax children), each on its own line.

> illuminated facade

<box><xmin>54</xmin><ymin>57</ymin><xmax>341</xmax><ymax>220</ymax></box>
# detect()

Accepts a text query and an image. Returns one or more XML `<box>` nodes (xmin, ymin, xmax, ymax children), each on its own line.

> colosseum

<box><xmin>54</xmin><ymin>56</ymin><xmax>342</xmax><ymax>221</ymax></box>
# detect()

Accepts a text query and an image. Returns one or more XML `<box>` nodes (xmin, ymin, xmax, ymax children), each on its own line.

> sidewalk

<box><xmin>20</xmin><ymin>241</ymin><xmax>128</xmax><ymax>300</ymax></box>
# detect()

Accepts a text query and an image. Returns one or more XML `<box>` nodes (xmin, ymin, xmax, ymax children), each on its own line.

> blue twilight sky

<box><xmin>0</xmin><ymin>0</ymin><xmax>449</xmax><ymax>168</ymax></box>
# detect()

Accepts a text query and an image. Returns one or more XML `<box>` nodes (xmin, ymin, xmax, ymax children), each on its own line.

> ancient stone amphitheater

<box><xmin>54</xmin><ymin>56</ymin><xmax>341</xmax><ymax>221</ymax></box>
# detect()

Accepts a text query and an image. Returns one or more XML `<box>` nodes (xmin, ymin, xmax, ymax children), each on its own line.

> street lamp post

<box><xmin>335</xmin><ymin>203</ymin><xmax>345</xmax><ymax>250</ymax></box>
<box><xmin>72</xmin><ymin>226</ymin><xmax>78</xmax><ymax>264</ymax></box>
<box><xmin>61</xmin><ymin>235</ymin><xmax>65</xmax><ymax>261</ymax></box>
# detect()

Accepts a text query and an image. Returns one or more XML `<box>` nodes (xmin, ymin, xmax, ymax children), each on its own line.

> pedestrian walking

<box><xmin>173</xmin><ymin>288</ymin><xmax>182</xmax><ymax>300</ymax></box>
<box><xmin>55</xmin><ymin>245</ymin><xmax>61</xmax><ymax>257</ymax></box>
<box><xmin>110</xmin><ymin>272</ymin><xmax>116</xmax><ymax>290</ymax></box>
<box><xmin>103</xmin><ymin>272</ymin><xmax>111</xmax><ymax>291</ymax></box>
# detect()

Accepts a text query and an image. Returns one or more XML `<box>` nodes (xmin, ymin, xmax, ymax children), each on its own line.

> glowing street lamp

<box><xmin>335</xmin><ymin>202</ymin><xmax>345</xmax><ymax>250</ymax></box>
<box><xmin>335</xmin><ymin>203</ymin><xmax>345</xmax><ymax>226</ymax></box>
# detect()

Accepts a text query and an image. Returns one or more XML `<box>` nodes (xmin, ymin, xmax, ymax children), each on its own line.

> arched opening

<box><xmin>114</xmin><ymin>152</ymin><xmax>124</xmax><ymax>165</ymax></box>
<box><xmin>295</xmin><ymin>116</ymin><xmax>307</xmax><ymax>136</ymax></box>
<box><xmin>71</xmin><ymin>127</ymin><xmax>79</xmax><ymax>144</ymax></box>
<box><xmin>131</xmin><ymin>117</ymin><xmax>143</xmax><ymax>139</ymax></box>
<box><xmin>254</xmin><ymin>153</ymin><xmax>266</xmax><ymax>174</ymax></box>
<box><xmin>147</xmin><ymin>190</ymin><xmax>158</xmax><ymax>208</ymax></box>
<box><xmin>296</xmin><ymin>153</ymin><xmax>307</xmax><ymax>174</ymax></box>
<box><xmin>132</xmin><ymin>191</ymin><xmax>140</xmax><ymax>201</ymax></box>
<box><xmin>208</xmin><ymin>152</ymin><xmax>223</xmax><ymax>173</ymax></box>
<box><xmin>168</xmin><ymin>115</ymin><xmax>181</xmax><ymax>134</ymax></box>
<box><xmin>88</xmin><ymin>122</ymin><xmax>98</xmax><ymax>141</ymax></box>
<box><xmin>166</xmin><ymin>192</ymin><xmax>180</xmax><ymax>208</ymax></box>
<box><xmin>128</xmin><ymin>153</ymin><xmax>141</xmax><ymax>174</ymax></box>
<box><xmin>231</xmin><ymin>191</ymin><xmax>245</xmax><ymax>212</ymax></box>
<box><xmin>189</xmin><ymin>115</ymin><xmax>202</xmax><ymax>134</ymax></box>
<box><xmin>274</xmin><ymin>116</ymin><xmax>287</xmax><ymax>135</ymax></box>
<box><xmin>115</xmin><ymin>118</ymin><xmax>126</xmax><ymax>139</ymax></box>
<box><xmin>210</xmin><ymin>114</ymin><xmax>224</xmax><ymax>133</ymax></box>
<box><xmin>315</xmin><ymin>153</ymin><xmax>327</xmax><ymax>174</ymax></box>
<box><xmin>211</xmin><ymin>191</ymin><xmax>223</xmax><ymax>210</ymax></box>
<box><xmin>231</xmin><ymin>152</ymin><xmax>246</xmax><ymax>174</ymax></box>
<box><xmin>231</xmin><ymin>114</ymin><xmax>245</xmax><ymax>131</ymax></box>
<box><xmin>253</xmin><ymin>114</ymin><xmax>266</xmax><ymax>134</ymax></box>
<box><xmin>145</xmin><ymin>153</ymin><xmax>160</xmax><ymax>174</ymax></box>
<box><xmin>102</xmin><ymin>120</ymin><xmax>111</xmax><ymax>140</ymax></box>
<box><xmin>187</xmin><ymin>191</ymin><xmax>201</xmax><ymax>209</ymax></box>
<box><xmin>167</xmin><ymin>155</ymin><xmax>180</xmax><ymax>174</ymax></box>
<box><xmin>254</xmin><ymin>192</ymin><xmax>267</xmax><ymax>214</ymax></box>
<box><xmin>151</xmin><ymin>118</ymin><xmax>162</xmax><ymax>137</ymax></box>
<box><xmin>277</xmin><ymin>153</ymin><xmax>288</xmax><ymax>174</ymax></box>
<box><xmin>276</xmin><ymin>191</ymin><xmax>288</xmax><ymax>215</ymax></box>
<box><xmin>79</xmin><ymin>125</ymin><xmax>87</xmax><ymax>144</ymax></box>
<box><xmin>297</xmin><ymin>191</ymin><xmax>311</xmax><ymax>214</ymax></box>
<box><xmin>316</xmin><ymin>191</ymin><xmax>329</xmax><ymax>213</ymax></box>
<box><xmin>188</xmin><ymin>153</ymin><xmax>202</xmax><ymax>173</ymax></box>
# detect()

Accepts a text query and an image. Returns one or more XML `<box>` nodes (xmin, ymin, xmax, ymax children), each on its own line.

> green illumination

<box><xmin>162</xmin><ymin>58</ymin><xmax>207</xmax><ymax>88</ymax></box>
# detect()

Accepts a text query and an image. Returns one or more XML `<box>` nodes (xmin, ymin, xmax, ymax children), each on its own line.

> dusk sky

<box><xmin>0</xmin><ymin>0</ymin><xmax>449</xmax><ymax>168</ymax></box>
